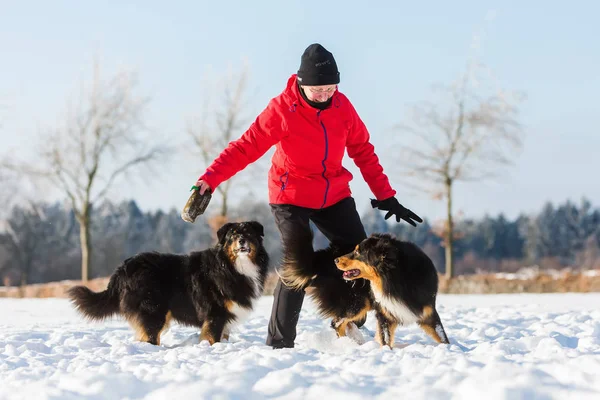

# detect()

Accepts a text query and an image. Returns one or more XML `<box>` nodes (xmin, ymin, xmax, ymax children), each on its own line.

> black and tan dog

<box><xmin>68</xmin><ymin>221</ymin><xmax>269</xmax><ymax>346</ymax></box>
<box><xmin>279</xmin><ymin>233</ymin><xmax>449</xmax><ymax>347</ymax></box>
<box><xmin>335</xmin><ymin>233</ymin><xmax>449</xmax><ymax>347</ymax></box>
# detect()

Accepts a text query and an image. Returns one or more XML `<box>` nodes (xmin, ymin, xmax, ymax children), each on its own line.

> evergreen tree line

<box><xmin>0</xmin><ymin>197</ymin><xmax>598</xmax><ymax>286</ymax></box>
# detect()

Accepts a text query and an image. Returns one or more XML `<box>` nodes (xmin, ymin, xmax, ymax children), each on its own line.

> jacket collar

<box><xmin>283</xmin><ymin>74</ymin><xmax>339</xmax><ymax>110</ymax></box>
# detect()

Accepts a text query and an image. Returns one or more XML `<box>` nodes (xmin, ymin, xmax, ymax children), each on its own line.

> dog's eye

<box><xmin>354</xmin><ymin>249</ymin><xmax>360</xmax><ymax>256</ymax></box>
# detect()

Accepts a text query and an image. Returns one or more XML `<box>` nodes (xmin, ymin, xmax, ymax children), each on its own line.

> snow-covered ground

<box><xmin>1</xmin><ymin>293</ymin><xmax>599</xmax><ymax>399</ymax></box>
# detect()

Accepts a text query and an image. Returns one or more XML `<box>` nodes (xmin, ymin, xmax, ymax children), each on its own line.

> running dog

<box><xmin>279</xmin><ymin>232</ymin><xmax>449</xmax><ymax>347</ymax></box>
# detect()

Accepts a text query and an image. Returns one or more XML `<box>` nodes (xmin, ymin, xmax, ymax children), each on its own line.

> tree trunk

<box><xmin>20</xmin><ymin>272</ymin><xmax>27</xmax><ymax>287</ymax></box>
<box><xmin>445</xmin><ymin>178</ymin><xmax>454</xmax><ymax>279</ymax></box>
<box><xmin>19</xmin><ymin>271</ymin><xmax>28</xmax><ymax>298</ymax></box>
<box><xmin>220</xmin><ymin>192</ymin><xmax>228</xmax><ymax>217</ymax></box>
<box><xmin>78</xmin><ymin>208</ymin><xmax>92</xmax><ymax>282</ymax></box>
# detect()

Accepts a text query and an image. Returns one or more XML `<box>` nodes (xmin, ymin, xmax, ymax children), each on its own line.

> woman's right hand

<box><xmin>195</xmin><ymin>179</ymin><xmax>211</xmax><ymax>195</ymax></box>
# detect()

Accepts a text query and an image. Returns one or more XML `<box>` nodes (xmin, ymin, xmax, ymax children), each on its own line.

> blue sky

<box><xmin>1</xmin><ymin>1</ymin><xmax>598</xmax><ymax>222</ymax></box>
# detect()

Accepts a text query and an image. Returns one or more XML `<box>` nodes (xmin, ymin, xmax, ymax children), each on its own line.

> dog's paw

<box><xmin>345</xmin><ymin>322</ymin><xmax>366</xmax><ymax>345</ymax></box>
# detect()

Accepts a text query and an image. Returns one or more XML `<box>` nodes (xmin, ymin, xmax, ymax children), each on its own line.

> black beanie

<box><xmin>297</xmin><ymin>43</ymin><xmax>340</xmax><ymax>86</ymax></box>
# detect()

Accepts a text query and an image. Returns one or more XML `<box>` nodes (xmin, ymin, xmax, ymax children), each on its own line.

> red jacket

<box><xmin>199</xmin><ymin>74</ymin><xmax>396</xmax><ymax>209</ymax></box>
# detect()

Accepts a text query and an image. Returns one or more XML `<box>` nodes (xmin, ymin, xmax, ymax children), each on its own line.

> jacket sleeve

<box><xmin>346</xmin><ymin>102</ymin><xmax>396</xmax><ymax>201</ymax></box>
<box><xmin>199</xmin><ymin>100</ymin><xmax>286</xmax><ymax>190</ymax></box>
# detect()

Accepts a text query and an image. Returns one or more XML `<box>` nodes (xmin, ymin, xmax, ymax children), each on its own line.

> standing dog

<box><xmin>68</xmin><ymin>221</ymin><xmax>269</xmax><ymax>345</ymax></box>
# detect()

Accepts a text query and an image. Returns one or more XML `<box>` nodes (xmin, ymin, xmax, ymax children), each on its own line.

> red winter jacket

<box><xmin>199</xmin><ymin>74</ymin><xmax>396</xmax><ymax>209</ymax></box>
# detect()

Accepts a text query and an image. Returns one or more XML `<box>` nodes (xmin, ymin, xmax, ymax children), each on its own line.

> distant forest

<box><xmin>1</xmin><ymin>196</ymin><xmax>598</xmax><ymax>286</ymax></box>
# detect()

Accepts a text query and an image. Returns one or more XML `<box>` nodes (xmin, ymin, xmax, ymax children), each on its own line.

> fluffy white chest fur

<box><xmin>372</xmin><ymin>286</ymin><xmax>419</xmax><ymax>325</ymax></box>
<box><xmin>228</xmin><ymin>254</ymin><xmax>262</xmax><ymax>326</ymax></box>
<box><xmin>234</xmin><ymin>254</ymin><xmax>261</xmax><ymax>295</ymax></box>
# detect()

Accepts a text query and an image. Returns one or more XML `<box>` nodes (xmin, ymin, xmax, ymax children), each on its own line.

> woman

<box><xmin>194</xmin><ymin>43</ymin><xmax>422</xmax><ymax>348</ymax></box>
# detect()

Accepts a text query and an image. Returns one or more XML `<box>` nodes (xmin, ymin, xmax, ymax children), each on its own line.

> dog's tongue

<box><xmin>343</xmin><ymin>269</ymin><xmax>360</xmax><ymax>279</ymax></box>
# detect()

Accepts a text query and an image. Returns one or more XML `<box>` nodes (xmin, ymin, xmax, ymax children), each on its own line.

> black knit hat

<box><xmin>297</xmin><ymin>43</ymin><xmax>340</xmax><ymax>86</ymax></box>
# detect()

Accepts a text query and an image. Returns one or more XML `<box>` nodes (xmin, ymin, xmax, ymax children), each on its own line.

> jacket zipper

<box><xmin>318</xmin><ymin>110</ymin><xmax>330</xmax><ymax>208</ymax></box>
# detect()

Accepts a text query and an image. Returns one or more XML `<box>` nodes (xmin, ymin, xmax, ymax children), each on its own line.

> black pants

<box><xmin>266</xmin><ymin>197</ymin><xmax>367</xmax><ymax>348</ymax></box>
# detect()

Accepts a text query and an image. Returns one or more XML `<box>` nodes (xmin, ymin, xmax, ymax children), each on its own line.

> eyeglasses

<box><xmin>303</xmin><ymin>86</ymin><xmax>337</xmax><ymax>94</ymax></box>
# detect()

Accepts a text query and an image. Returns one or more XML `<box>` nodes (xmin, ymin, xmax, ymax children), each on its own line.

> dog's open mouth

<box><xmin>342</xmin><ymin>269</ymin><xmax>361</xmax><ymax>279</ymax></box>
<box><xmin>235</xmin><ymin>246</ymin><xmax>250</xmax><ymax>254</ymax></box>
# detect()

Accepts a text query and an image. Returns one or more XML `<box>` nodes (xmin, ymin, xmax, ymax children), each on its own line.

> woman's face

<box><xmin>302</xmin><ymin>84</ymin><xmax>337</xmax><ymax>102</ymax></box>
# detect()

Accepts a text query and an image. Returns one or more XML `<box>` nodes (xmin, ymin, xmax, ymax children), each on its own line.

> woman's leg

<box><xmin>311</xmin><ymin>197</ymin><xmax>367</xmax><ymax>253</ymax></box>
<box><xmin>266</xmin><ymin>204</ymin><xmax>313</xmax><ymax>349</ymax></box>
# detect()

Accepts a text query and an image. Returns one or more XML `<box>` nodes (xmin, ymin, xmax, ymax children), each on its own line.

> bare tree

<box><xmin>394</xmin><ymin>61</ymin><xmax>524</xmax><ymax>278</ymax></box>
<box><xmin>10</xmin><ymin>61</ymin><xmax>167</xmax><ymax>281</ymax></box>
<box><xmin>187</xmin><ymin>62</ymin><xmax>260</xmax><ymax>217</ymax></box>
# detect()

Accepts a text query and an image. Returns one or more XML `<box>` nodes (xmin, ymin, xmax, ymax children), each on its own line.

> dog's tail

<box><xmin>67</xmin><ymin>267</ymin><xmax>124</xmax><ymax>321</ymax></box>
<box><xmin>276</xmin><ymin>230</ymin><xmax>317</xmax><ymax>291</ymax></box>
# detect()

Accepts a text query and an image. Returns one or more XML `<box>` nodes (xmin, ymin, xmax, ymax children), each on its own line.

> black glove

<box><xmin>371</xmin><ymin>197</ymin><xmax>423</xmax><ymax>227</ymax></box>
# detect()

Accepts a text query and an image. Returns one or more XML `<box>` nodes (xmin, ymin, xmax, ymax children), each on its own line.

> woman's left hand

<box><xmin>371</xmin><ymin>197</ymin><xmax>423</xmax><ymax>226</ymax></box>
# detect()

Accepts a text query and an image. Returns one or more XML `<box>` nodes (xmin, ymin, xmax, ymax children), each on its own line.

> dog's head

<box><xmin>334</xmin><ymin>233</ymin><xmax>397</xmax><ymax>282</ymax></box>
<box><xmin>217</xmin><ymin>221</ymin><xmax>265</xmax><ymax>264</ymax></box>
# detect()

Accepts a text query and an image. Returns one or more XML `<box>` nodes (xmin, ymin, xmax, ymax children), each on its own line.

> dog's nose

<box><xmin>239</xmin><ymin>238</ymin><xmax>246</xmax><ymax>246</ymax></box>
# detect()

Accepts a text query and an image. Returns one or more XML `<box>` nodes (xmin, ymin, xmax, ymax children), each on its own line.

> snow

<box><xmin>1</xmin><ymin>293</ymin><xmax>600</xmax><ymax>399</ymax></box>
<box><xmin>494</xmin><ymin>267</ymin><xmax>600</xmax><ymax>280</ymax></box>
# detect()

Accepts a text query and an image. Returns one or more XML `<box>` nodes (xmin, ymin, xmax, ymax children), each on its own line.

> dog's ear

<box><xmin>247</xmin><ymin>221</ymin><xmax>264</xmax><ymax>237</ymax></box>
<box><xmin>381</xmin><ymin>246</ymin><xmax>398</xmax><ymax>266</ymax></box>
<box><xmin>217</xmin><ymin>223</ymin><xmax>235</xmax><ymax>243</ymax></box>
